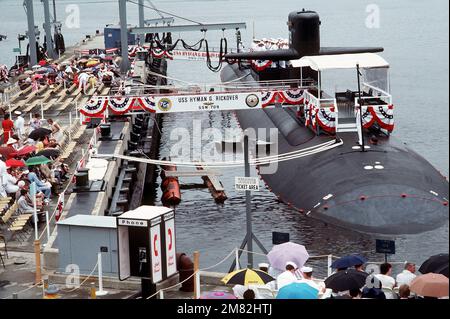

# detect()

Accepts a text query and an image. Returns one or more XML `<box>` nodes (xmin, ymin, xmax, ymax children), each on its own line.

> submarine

<box><xmin>221</xmin><ymin>10</ymin><xmax>449</xmax><ymax>234</ymax></box>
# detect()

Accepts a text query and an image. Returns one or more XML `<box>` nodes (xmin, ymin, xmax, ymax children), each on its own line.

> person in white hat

<box><xmin>299</xmin><ymin>266</ymin><xmax>326</xmax><ymax>293</ymax></box>
<box><xmin>276</xmin><ymin>261</ymin><xmax>300</xmax><ymax>290</ymax></box>
<box><xmin>14</xmin><ymin>111</ymin><xmax>25</xmax><ymax>140</ymax></box>
<box><xmin>6</xmin><ymin>137</ymin><xmax>18</xmax><ymax>150</ymax></box>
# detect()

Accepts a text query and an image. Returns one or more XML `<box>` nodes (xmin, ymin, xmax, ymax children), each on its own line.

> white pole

<box><xmin>159</xmin><ymin>290</ymin><xmax>164</xmax><ymax>299</ymax></box>
<box><xmin>235</xmin><ymin>248</ymin><xmax>240</xmax><ymax>271</ymax></box>
<box><xmin>194</xmin><ymin>272</ymin><xmax>201</xmax><ymax>299</ymax></box>
<box><xmin>327</xmin><ymin>255</ymin><xmax>332</xmax><ymax>277</ymax></box>
<box><xmin>69</xmin><ymin>112</ymin><xmax>72</xmax><ymax>140</ymax></box>
<box><xmin>41</xmin><ymin>101</ymin><xmax>44</xmax><ymax>120</ymax></box>
<box><xmin>33</xmin><ymin>193</ymin><xmax>38</xmax><ymax>241</ymax></box>
<box><xmin>96</xmin><ymin>252</ymin><xmax>108</xmax><ymax>296</ymax></box>
<box><xmin>45</xmin><ymin>210</ymin><xmax>50</xmax><ymax>244</ymax></box>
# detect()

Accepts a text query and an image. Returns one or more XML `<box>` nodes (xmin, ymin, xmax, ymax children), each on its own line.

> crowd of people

<box><xmin>14</xmin><ymin>53</ymin><xmax>120</xmax><ymax>96</ymax></box>
<box><xmin>0</xmin><ymin>111</ymin><xmax>70</xmax><ymax>226</ymax></box>
<box><xmin>232</xmin><ymin>259</ymin><xmax>437</xmax><ymax>300</ymax></box>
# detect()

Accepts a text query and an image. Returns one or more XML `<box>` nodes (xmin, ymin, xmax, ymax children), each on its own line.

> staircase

<box><xmin>336</xmin><ymin>102</ymin><xmax>358</xmax><ymax>133</ymax></box>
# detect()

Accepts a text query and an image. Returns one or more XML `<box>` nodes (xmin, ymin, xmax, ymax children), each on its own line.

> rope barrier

<box><xmin>95</xmin><ymin>139</ymin><xmax>343</xmax><ymax>169</ymax></box>
<box><xmin>59</xmin><ymin>260</ymin><xmax>99</xmax><ymax>293</ymax></box>
<box><xmin>1</xmin><ymin>280</ymin><xmax>43</xmax><ymax>299</ymax></box>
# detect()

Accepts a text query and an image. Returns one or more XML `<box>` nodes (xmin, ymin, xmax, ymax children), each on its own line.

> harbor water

<box><xmin>0</xmin><ymin>0</ymin><xmax>448</xmax><ymax>274</ymax></box>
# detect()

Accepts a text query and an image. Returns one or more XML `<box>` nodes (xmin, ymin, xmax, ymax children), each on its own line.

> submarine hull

<box><xmin>221</xmin><ymin>64</ymin><xmax>449</xmax><ymax>235</ymax></box>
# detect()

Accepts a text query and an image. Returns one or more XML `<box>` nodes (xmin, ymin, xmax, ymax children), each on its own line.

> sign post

<box><xmin>30</xmin><ymin>182</ymin><xmax>42</xmax><ymax>285</ymax></box>
<box><xmin>229</xmin><ymin>135</ymin><xmax>267</xmax><ymax>272</ymax></box>
<box><xmin>376</xmin><ymin>239</ymin><xmax>395</xmax><ymax>263</ymax></box>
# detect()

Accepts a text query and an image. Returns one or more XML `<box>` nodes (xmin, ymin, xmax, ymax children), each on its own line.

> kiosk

<box><xmin>116</xmin><ymin>206</ymin><xmax>177</xmax><ymax>297</ymax></box>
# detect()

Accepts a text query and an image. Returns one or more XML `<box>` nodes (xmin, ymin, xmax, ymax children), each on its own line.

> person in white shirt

<box><xmin>375</xmin><ymin>263</ymin><xmax>396</xmax><ymax>299</ymax></box>
<box><xmin>396</xmin><ymin>262</ymin><xmax>417</xmax><ymax>287</ymax></box>
<box><xmin>299</xmin><ymin>266</ymin><xmax>326</xmax><ymax>293</ymax></box>
<box><xmin>14</xmin><ymin>111</ymin><xmax>25</xmax><ymax>140</ymax></box>
<box><xmin>276</xmin><ymin>261</ymin><xmax>299</xmax><ymax>289</ymax></box>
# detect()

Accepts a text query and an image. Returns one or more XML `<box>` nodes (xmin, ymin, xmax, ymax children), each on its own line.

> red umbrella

<box><xmin>5</xmin><ymin>159</ymin><xmax>25</xmax><ymax>168</ymax></box>
<box><xmin>16</xmin><ymin>145</ymin><xmax>37</xmax><ymax>157</ymax></box>
<box><xmin>0</xmin><ymin>147</ymin><xmax>17</xmax><ymax>160</ymax></box>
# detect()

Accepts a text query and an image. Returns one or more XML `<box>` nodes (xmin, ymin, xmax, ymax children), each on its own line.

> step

<box><xmin>337</xmin><ymin>127</ymin><xmax>358</xmax><ymax>133</ymax></box>
<box><xmin>337</xmin><ymin>122</ymin><xmax>357</xmax><ymax>129</ymax></box>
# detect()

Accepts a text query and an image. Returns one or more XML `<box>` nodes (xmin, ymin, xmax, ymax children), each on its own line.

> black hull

<box><xmin>222</xmin><ymin>64</ymin><xmax>449</xmax><ymax>235</ymax></box>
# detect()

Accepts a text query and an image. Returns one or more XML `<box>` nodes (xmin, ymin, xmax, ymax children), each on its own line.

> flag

<box><xmin>55</xmin><ymin>193</ymin><xmax>64</xmax><ymax>221</ymax></box>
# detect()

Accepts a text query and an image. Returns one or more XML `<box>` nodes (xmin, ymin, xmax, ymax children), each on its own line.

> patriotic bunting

<box><xmin>109</xmin><ymin>97</ymin><xmax>134</xmax><ymax>115</ymax></box>
<box><xmin>80</xmin><ymin>97</ymin><xmax>108</xmax><ymax>116</ymax></box>
<box><xmin>361</xmin><ymin>104</ymin><xmax>394</xmax><ymax>132</ymax></box>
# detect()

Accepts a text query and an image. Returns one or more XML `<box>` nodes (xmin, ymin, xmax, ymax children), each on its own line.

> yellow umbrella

<box><xmin>221</xmin><ymin>268</ymin><xmax>275</xmax><ymax>286</ymax></box>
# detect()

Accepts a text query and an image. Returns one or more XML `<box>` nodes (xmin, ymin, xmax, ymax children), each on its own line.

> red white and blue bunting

<box><xmin>361</xmin><ymin>104</ymin><xmax>394</xmax><ymax>132</ymax></box>
<box><xmin>109</xmin><ymin>97</ymin><xmax>134</xmax><ymax>115</ymax></box>
<box><xmin>261</xmin><ymin>89</ymin><xmax>305</xmax><ymax>107</ymax></box>
<box><xmin>304</xmin><ymin>100</ymin><xmax>336</xmax><ymax>133</ymax></box>
<box><xmin>252</xmin><ymin>60</ymin><xmax>272</xmax><ymax>72</ymax></box>
<box><xmin>80</xmin><ymin>97</ymin><xmax>108</xmax><ymax>116</ymax></box>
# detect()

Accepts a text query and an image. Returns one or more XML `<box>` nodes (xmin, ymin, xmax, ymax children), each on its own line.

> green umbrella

<box><xmin>25</xmin><ymin>155</ymin><xmax>52</xmax><ymax>166</ymax></box>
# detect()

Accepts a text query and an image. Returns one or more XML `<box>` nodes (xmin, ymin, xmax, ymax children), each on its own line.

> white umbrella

<box><xmin>267</xmin><ymin>242</ymin><xmax>310</xmax><ymax>271</ymax></box>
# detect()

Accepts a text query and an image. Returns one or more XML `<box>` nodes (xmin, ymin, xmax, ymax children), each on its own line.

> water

<box><xmin>1</xmin><ymin>0</ymin><xmax>448</xmax><ymax>274</ymax></box>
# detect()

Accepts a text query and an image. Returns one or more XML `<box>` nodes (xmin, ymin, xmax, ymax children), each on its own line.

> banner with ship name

<box><xmin>81</xmin><ymin>90</ymin><xmax>308</xmax><ymax>115</ymax></box>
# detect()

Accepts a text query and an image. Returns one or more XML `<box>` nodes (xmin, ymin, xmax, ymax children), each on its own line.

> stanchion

<box><xmin>45</xmin><ymin>211</ymin><xmax>50</xmax><ymax>245</ymax></box>
<box><xmin>90</xmin><ymin>282</ymin><xmax>97</xmax><ymax>299</ymax></box>
<box><xmin>96</xmin><ymin>252</ymin><xmax>108</xmax><ymax>296</ymax></box>
<box><xmin>327</xmin><ymin>255</ymin><xmax>332</xmax><ymax>277</ymax></box>
<box><xmin>235</xmin><ymin>248</ymin><xmax>240</xmax><ymax>271</ymax></box>
<box><xmin>193</xmin><ymin>251</ymin><xmax>200</xmax><ymax>299</ymax></box>
<box><xmin>159</xmin><ymin>290</ymin><xmax>164</xmax><ymax>299</ymax></box>
<box><xmin>34</xmin><ymin>240</ymin><xmax>42</xmax><ymax>285</ymax></box>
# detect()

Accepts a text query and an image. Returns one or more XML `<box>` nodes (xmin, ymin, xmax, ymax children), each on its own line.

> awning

<box><xmin>291</xmin><ymin>53</ymin><xmax>389</xmax><ymax>71</ymax></box>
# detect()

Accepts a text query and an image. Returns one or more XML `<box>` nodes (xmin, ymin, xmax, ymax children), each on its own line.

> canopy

<box><xmin>291</xmin><ymin>53</ymin><xmax>389</xmax><ymax>71</ymax></box>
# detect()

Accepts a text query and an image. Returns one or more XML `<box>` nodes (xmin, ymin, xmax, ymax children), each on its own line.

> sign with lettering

<box><xmin>164</xmin><ymin>217</ymin><xmax>177</xmax><ymax>277</ymax></box>
<box><xmin>150</xmin><ymin>224</ymin><xmax>163</xmax><ymax>283</ymax></box>
<box><xmin>235</xmin><ymin>177</ymin><xmax>260</xmax><ymax>191</ymax></box>
<box><xmin>376</xmin><ymin>239</ymin><xmax>395</xmax><ymax>254</ymax></box>
<box><xmin>117</xmin><ymin>218</ymin><xmax>148</xmax><ymax>227</ymax></box>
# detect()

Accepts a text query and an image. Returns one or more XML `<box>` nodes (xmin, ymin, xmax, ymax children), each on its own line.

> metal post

<box><xmin>159</xmin><ymin>290</ymin><xmax>164</xmax><ymax>299</ymax></box>
<box><xmin>45</xmin><ymin>210</ymin><xmax>50</xmax><ymax>244</ymax></box>
<box><xmin>42</xmin><ymin>0</ymin><xmax>55</xmax><ymax>59</ymax></box>
<box><xmin>327</xmin><ymin>255</ymin><xmax>332</xmax><ymax>277</ymax></box>
<box><xmin>193</xmin><ymin>251</ymin><xmax>200</xmax><ymax>299</ymax></box>
<box><xmin>356</xmin><ymin>64</ymin><xmax>365</xmax><ymax>152</ymax></box>
<box><xmin>96</xmin><ymin>252</ymin><xmax>108</xmax><ymax>296</ymax></box>
<box><xmin>34</xmin><ymin>240</ymin><xmax>42</xmax><ymax>284</ymax></box>
<box><xmin>244</xmin><ymin>135</ymin><xmax>253</xmax><ymax>269</ymax></box>
<box><xmin>235</xmin><ymin>247</ymin><xmax>240</xmax><ymax>271</ymax></box>
<box><xmin>41</xmin><ymin>101</ymin><xmax>44</xmax><ymax>120</ymax></box>
<box><xmin>25</xmin><ymin>0</ymin><xmax>38</xmax><ymax>67</ymax></box>
<box><xmin>118</xmin><ymin>0</ymin><xmax>129</xmax><ymax>73</ymax></box>
<box><xmin>138</xmin><ymin>0</ymin><xmax>145</xmax><ymax>45</ymax></box>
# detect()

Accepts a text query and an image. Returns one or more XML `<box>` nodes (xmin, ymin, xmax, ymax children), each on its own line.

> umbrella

<box><xmin>16</xmin><ymin>145</ymin><xmax>37</xmax><ymax>157</ymax></box>
<box><xmin>16</xmin><ymin>74</ymin><xmax>29</xmax><ymax>81</ymax></box>
<box><xmin>419</xmin><ymin>253</ymin><xmax>449</xmax><ymax>278</ymax></box>
<box><xmin>5</xmin><ymin>159</ymin><xmax>25</xmax><ymax>168</ymax></box>
<box><xmin>199</xmin><ymin>291</ymin><xmax>236</xmax><ymax>299</ymax></box>
<box><xmin>28</xmin><ymin>128</ymin><xmax>52</xmax><ymax>141</ymax></box>
<box><xmin>0</xmin><ymin>147</ymin><xmax>17</xmax><ymax>160</ymax></box>
<box><xmin>36</xmin><ymin>148</ymin><xmax>61</xmax><ymax>159</ymax></box>
<box><xmin>330</xmin><ymin>255</ymin><xmax>368</xmax><ymax>269</ymax></box>
<box><xmin>324</xmin><ymin>269</ymin><xmax>368</xmax><ymax>292</ymax></box>
<box><xmin>221</xmin><ymin>268</ymin><xmax>275</xmax><ymax>286</ymax></box>
<box><xmin>410</xmin><ymin>273</ymin><xmax>449</xmax><ymax>298</ymax></box>
<box><xmin>25</xmin><ymin>155</ymin><xmax>52</xmax><ymax>166</ymax></box>
<box><xmin>276</xmin><ymin>282</ymin><xmax>318</xmax><ymax>299</ymax></box>
<box><xmin>267</xmin><ymin>242</ymin><xmax>309</xmax><ymax>271</ymax></box>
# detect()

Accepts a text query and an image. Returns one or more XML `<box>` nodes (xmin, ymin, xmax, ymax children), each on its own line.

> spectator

<box><xmin>375</xmin><ymin>263</ymin><xmax>396</xmax><ymax>290</ymax></box>
<box><xmin>30</xmin><ymin>113</ymin><xmax>42</xmax><ymax>132</ymax></box>
<box><xmin>299</xmin><ymin>266</ymin><xmax>326</xmax><ymax>293</ymax></box>
<box><xmin>398</xmin><ymin>284</ymin><xmax>411</xmax><ymax>299</ymax></box>
<box><xmin>355</xmin><ymin>264</ymin><xmax>366</xmax><ymax>273</ymax></box>
<box><xmin>396</xmin><ymin>262</ymin><xmax>417</xmax><ymax>287</ymax></box>
<box><xmin>3</xmin><ymin>167</ymin><xmax>19</xmax><ymax>196</ymax></box>
<box><xmin>276</xmin><ymin>262</ymin><xmax>299</xmax><ymax>289</ymax></box>
<box><xmin>47</xmin><ymin>118</ymin><xmax>62</xmax><ymax>142</ymax></box>
<box><xmin>349</xmin><ymin>288</ymin><xmax>362</xmax><ymax>299</ymax></box>
<box><xmin>26</xmin><ymin>167</ymin><xmax>51</xmax><ymax>200</ymax></box>
<box><xmin>13</xmin><ymin>111</ymin><xmax>25</xmax><ymax>140</ymax></box>
<box><xmin>17</xmin><ymin>189</ymin><xmax>34</xmax><ymax>214</ymax></box>
<box><xmin>243</xmin><ymin>289</ymin><xmax>256</xmax><ymax>300</ymax></box>
<box><xmin>2</xmin><ymin>113</ymin><xmax>15</xmax><ymax>145</ymax></box>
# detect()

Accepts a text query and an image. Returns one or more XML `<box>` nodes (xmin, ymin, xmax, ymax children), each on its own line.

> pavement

<box><xmin>1</xmin><ymin>251</ymin><xmax>233</xmax><ymax>299</ymax></box>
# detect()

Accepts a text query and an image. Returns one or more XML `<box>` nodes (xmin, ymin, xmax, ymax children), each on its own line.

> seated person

<box><xmin>299</xmin><ymin>266</ymin><xmax>326</xmax><ymax>293</ymax></box>
<box><xmin>25</xmin><ymin>168</ymin><xmax>52</xmax><ymax>200</ymax></box>
<box><xmin>276</xmin><ymin>262</ymin><xmax>300</xmax><ymax>290</ymax></box>
<box><xmin>3</xmin><ymin>167</ymin><xmax>20</xmax><ymax>196</ymax></box>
